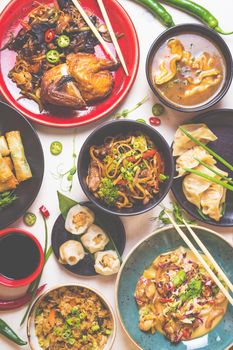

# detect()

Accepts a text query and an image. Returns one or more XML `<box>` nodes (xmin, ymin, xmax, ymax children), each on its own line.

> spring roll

<box><xmin>0</xmin><ymin>153</ymin><xmax>14</xmax><ymax>183</ymax></box>
<box><xmin>3</xmin><ymin>157</ymin><xmax>14</xmax><ymax>171</ymax></box>
<box><xmin>0</xmin><ymin>136</ymin><xmax>10</xmax><ymax>156</ymax></box>
<box><xmin>5</xmin><ymin>131</ymin><xmax>32</xmax><ymax>183</ymax></box>
<box><xmin>0</xmin><ymin>176</ymin><xmax>18</xmax><ymax>193</ymax></box>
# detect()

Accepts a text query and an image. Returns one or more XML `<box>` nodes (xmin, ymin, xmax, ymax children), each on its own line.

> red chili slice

<box><xmin>142</xmin><ymin>149</ymin><xmax>157</xmax><ymax>159</ymax></box>
<box><xmin>149</xmin><ymin>117</ymin><xmax>161</xmax><ymax>126</ymax></box>
<box><xmin>45</xmin><ymin>29</ymin><xmax>55</xmax><ymax>43</ymax></box>
<box><xmin>39</xmin><ymin>205</ymin><xmax>50</xmax><ymax>218</ymax></box>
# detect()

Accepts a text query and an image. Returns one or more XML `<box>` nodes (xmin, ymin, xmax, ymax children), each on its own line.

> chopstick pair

<box><xmin>164</xmin><ymin>211</ymin><xmax>233</xmax><ymax>307</ymax></box>
<box><xmin>71</xmin><ymin>0</ymin><xmax>129</xmax><ymax>76</ymax></box>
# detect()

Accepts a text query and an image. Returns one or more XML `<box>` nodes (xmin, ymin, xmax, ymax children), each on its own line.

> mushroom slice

<box><xmin>59</xmin><ymin>240</ymin><xmax>85</xmax><ymax>266</ymax></box>
<box><xmin>94</xmin><ymin>250</ymin><xmax>120</xmax><ymax>276</ymax></box>
<box><xmin>65</xmin><ymin>204</ymin><xmax>95</xmax><ymax>235</ymax></box>
<box><xmin>81</xmin><ymin>224</ymin><xmax>109</xmax><ymax>254</ymax></box>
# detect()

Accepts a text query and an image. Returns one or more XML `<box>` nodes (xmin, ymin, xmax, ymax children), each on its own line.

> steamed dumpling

<box><xmin>176</xmin><ymin>146</ymin><xmax>216</xmax><ymax>177</ymax></box>
<box><xmin>173</xmin><ymin>124</ymin><xmax>217</xmax><ymax>156</ymax></box>
<box><xmin>201</xmin><ymin>183</ymin><xmax>227</xmax><ymax>221</ymax></box>
<box><xmin>65</xmin><ymin>204</ymin><xmax>95</xmax><ymax>235</ymax></box>
<box><xmin>182</xmin><ymin>165</ymin><xmax>215</xmax><ymax>208</ymax></box>
<box><xmin>81</xmin><ymin>224</ymin><xmax>109</xmax><ymax>254</ymax></box>
<box><xmin>59</xmin><ymin>240</ymin><xmax>85</xmax><ymax>266</ymax></box>
<box><xmin>94</xmin><ymin>250</ymin><xmax>120</xmax><ymax>276</ymax></box>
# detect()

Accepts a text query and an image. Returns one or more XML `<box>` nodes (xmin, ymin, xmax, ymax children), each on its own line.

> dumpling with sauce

<box><xmin>173</xmin><ymin>124</ymin><xmax>217</xmax><ymax>156</ymax></box>
<box><xmin>176</xmin><ymin>146</ymin><xmax>216</xmax><ymax>177</ymax></box>
<box><xmin>65</xmin><ymin>204</ymin><xmax>95</xmax><ymax>235</ymax></box>
<box><xmin>59</xmin><ymin>240</ymin><xmax>85</xmax><ymax>266</ymax></box>
<box><xmin>94</xmin><ymin>250</ymin><xmax>120</xmax><ymax>276</ymax></box>
<box><xmin>81</xmin><ymin>224</ymin><xmax>109</xmax><ymax>254</ymax></box>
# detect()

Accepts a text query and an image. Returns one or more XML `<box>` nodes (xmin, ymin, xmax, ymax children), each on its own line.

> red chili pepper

<box><xmin>0</xmin><ymin>284</ymin><xmax>46</xmax><ymax>311</ymax></box>
<box><xmin>118</xmin><ymin>179</ymin><xmax>127</xmax><ymax>186</ymax></box>
<box><xmin>39</xmin><ymin>205</ymin><xmax>50</xmax><ymax>218</ymax></box>
<box><xmin>208</xmin><ymin>300</ymin><xmax>215</xmax><ymax>305</ymax></box>
<box><xmin>182</xmin><ymin>328</ymin><xmax>191</xmax><ymax>339</ymax></box>
<box><xmin>142</xmin><ymin>149</ymin><xmax>157</xmax><ymax>159</ymax></box>
<box><xmin>126</xmin><ymin>156</ymin><xmax>136</xmax><ymax>162</ymax></box>
<box><xmin>160</xmin><ymin>297</ymin><xmax>173</xmax><ymax>303</ymax></box>
<box><xmin>149</xmin><ymin>116</ymin><xmax>161</xmax><ymax>126</ymax></box>
<box><xmin>45</xmin><ymin>29</ymin><xmax>55</xmax><ymax>43</ymax></box>
<box><xmin>19</xmin><ymin>20</ymin><xmax>31</xmax><ymax>31</ymax></box>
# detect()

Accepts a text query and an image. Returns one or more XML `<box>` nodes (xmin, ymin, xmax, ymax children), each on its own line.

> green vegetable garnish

<box><xmin>0</xmin><ymin>191</ymin><xmax>17</xmax><ymax>211</ymax></box>
<box><xmin>46</xmin><ymin>49</ymin><xmax>60</xmax><ymax>63</ymax></box>
<box><xmin>23</xmin><ymin>212</ymin><xmax>37</xmax><ymax>226</ymax></box>
<box><xmin>154</xmin><ymin>202</ymin><xmax>195</xmax><ymax>226</ymax></box>
<box><xmin>91</xmin><ymin>324</ymin><xmax>100</xmax><ymax>332</ymax></box>
<box><xmin>152</xmin><ymin>103</ymin><xmax>165</xmax><ymax>116</ymax></box>
<box><xmin>98</xmin><ymin>177</ymin><xmax>119</xmax><ymax>205</ymax></box>
<box><xmin>50</xmin><ymin>141</ymin><xmax>63</xmax><ymax>155</ymax></box>
<box><xmin>114</xmin><ymin>96</ymin><xmax>148</xmax><ymax>119</ymax></box>
<box><xmin>136</xmin><ymin>118</ymin><xmax>146</xmax><ymax>123</ymax></box>
<box><xmin>180</xmin><ymin>278</ymin><xmax>202</xmax><ymax>302</ymax></box>
<box><xmin>105</xmin><ymin>330</ymin><xmax>112</xmax><ymax>335</ymax></box>
<box><xmin>57</xmin><ymin>35</ymin><xmax>70</xmax><ymax>48</ymax></box>
<box><xmin>159</xmin><ymin>173</ymin><xmax>169</xmax><ymax>181</ymax></box>
<box><xmin>173</xmin><ymin>269</ymin><xmax>186</xmax><ymax>287</ymax></box>
<box><xmin>133</xmin><ymin>134</ymin><xmax>148</xmax><ymax>152</ymax></box>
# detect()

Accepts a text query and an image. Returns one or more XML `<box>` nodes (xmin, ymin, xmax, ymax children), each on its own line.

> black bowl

<box><xmin>0</xmin><ymin>102</ymin><xmax>44</xmax><ymax>229</ymax></box>
<box><xmin>78</xmin><ymin>120</ymin><xmax>174</xmax><ymax>216</ymax></box>
<box><xmin>146</xmin><ymin>24</ymin><xmax>233</xmax><ymax>113</ymax></box>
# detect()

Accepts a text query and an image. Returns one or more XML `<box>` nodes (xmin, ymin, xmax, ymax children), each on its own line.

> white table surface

<box><xmin>0</xmin><ymin>0</ymin><xmax>233</xmax><ymax>349</ymax></box>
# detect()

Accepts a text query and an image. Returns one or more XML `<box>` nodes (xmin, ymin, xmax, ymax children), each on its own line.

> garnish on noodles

<box><xmin>86</xmin><ymin>132</ymin><xmax>167</xmax><ymax>208</ymax></box>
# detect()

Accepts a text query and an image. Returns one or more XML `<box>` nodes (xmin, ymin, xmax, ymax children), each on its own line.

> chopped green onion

<box><xmin>136</xmin><ymin>118</ymin><xmax>146</xmax><ymax>123</ymax></box>
<box><xmin>194</xmin><ymin>158</ymin><xmax>233</xmax><ymax>185</ymax></box>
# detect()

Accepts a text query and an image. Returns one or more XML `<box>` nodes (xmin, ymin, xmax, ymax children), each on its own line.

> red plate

<box><xmin>0</xmin><ymin>0</ymin><xmax>139</xmax><ymax>128</ymax></box>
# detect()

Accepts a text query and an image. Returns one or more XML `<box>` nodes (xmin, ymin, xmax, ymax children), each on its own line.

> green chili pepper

<box><xmin>134</xmin><ymin>0</ymin><xmax>175</xmax><ymax>27</ymax></box>
<box><xmin>136</xmin><ymin>118</ymin><xmax>146</xmax><ymax>123</ymax></box>
<box><xmin>46</xmin><ymin>49</ymin><xmax>60</xmax><ymax>63</ymax></box>
<box><xmin>152</xmin><ymin>103</ymin><xmax>165</xmax><ymax>116</ymax></box>
<box><xmin>57</xmin><ymin>35</ymin><xmax>70</xmax><ymax>48</ymax></box>
<box><xmin>50</xmin><ymin>141</ymin><xmax>63</xmax><ymax>155</ymax></box>
<box><xmin>23</xmin><ymin>212</ymin><xmax>37</xmax><ymax>226</ymax></box>
<box><xmin>161</xmin><ymin>0</ymin><xmax>233</xmax><ymax>34</ymax></box>
<box><xmin>0</xmin><ymin>319</ymin><xmax>27</xmax><ymax>346</ymax></box>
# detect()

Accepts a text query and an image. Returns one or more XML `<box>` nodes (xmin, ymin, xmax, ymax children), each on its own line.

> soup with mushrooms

<box><xmin>134</xmin><ymin>247</ymin><xmax>228</xmax><ymax>343</ymax></box>
<box><xmin>152</xmin><ymin>34</ymin><xmax>225</xmax><ymax>108</ymax></box>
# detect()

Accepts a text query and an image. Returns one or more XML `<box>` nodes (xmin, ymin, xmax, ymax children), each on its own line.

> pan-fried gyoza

<box><xmin>134</xmin><ymin>247</ymin><xmax>228</xmax><ymax>343</ymax></box>
<box><xmin>86</xmin><ymin>132</ymin><xmax>166</xmax><ymax>209</ymax></box>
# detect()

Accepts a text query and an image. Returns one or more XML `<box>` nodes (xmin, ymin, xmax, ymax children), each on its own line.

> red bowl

<box><xmin>0</xmin><ymin>0</ymin><xmax>139</xmax><ymax>128</ymax></box>
<box><xmin>0</xmin><ymin>228</ymin><xmax>44</xmax><ymax>288</ymax></box>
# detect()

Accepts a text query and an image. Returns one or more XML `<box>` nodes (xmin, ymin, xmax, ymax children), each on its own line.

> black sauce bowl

<box><xmin>146</xmin><ymin>24</ymin><xmax>233</xmax><ymax>113</ymax></box>
<box><xmin>78</xmin><ymin>120</ymin><xmax>174</xmax><ymax>216</ymax></box>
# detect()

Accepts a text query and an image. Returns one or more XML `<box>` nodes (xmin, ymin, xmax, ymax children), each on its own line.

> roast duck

<box><xmin>41</xmin><ymin>52</ymin><xmax>119</xmax><ymax>108</ymax></box>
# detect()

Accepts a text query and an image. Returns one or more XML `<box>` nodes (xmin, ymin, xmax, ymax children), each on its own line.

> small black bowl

<box><xmin>0</xmin><ymin>102</ymin><xmax>44</xmax><ymax>229</ymax></box>
<box><xmin>78</xmin><ymin>120</ymin><xmax>174</xmax><ymax>216</ymax></box>
<box><xmin>146</xmin><ymin>24</ymin><xmax>233</xmax><ymax>113</ymax></box>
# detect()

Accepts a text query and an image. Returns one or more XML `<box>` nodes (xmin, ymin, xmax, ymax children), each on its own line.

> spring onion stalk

<box><xmin>179</xmin><ymin>127</ymin><xmax>233</xmax><ymax>172</ymax></box>
<box><xmin>194</xmin><ymin>158</ymin><xmax>233</xmax><ymax>185</ymax></box>
<box><xmin>184</xmin><ymin>168</ymin><xmax>233</xmax><ymax>191</ymax></box>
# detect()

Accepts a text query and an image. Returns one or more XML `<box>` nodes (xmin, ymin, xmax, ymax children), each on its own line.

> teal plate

<box><xmin>116</xmin><ymin>226</ymin><xmax>233</xmax><ymax>350</ymax></box>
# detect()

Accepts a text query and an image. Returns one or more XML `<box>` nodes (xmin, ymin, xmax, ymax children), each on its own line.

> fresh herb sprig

<box><xmin>52</xmin><ymin>136</ymin><xmax>77</xmax><ymax>192</ymax></box>
<box><xmin>0</xmin><ymin>191</ymin><xmax>17</xmax><ymax>211</ymax></box>
<box><xmin>153</xmin><ymin>202</ymin><xmax>195</xmax><ymax>226</ymax></box>
<box><xmin>114</xmin><ymin>96</ymin><xmax>148</xmax><ymax>119</ymax></box>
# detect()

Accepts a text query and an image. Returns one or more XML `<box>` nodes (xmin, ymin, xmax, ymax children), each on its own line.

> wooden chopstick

<box><xmin>182</xmin><ymin>218</ymin><xmax>233</xmax><ymax>293</ymax></box>
<box><xmin>96</xmin><ymin>0</ymin><xmax>129</xmax><ymax>76</ymax></box>
<box><xmin>70</xmin><ymin>0</ymin><xmax>117</xmax><ymax>63</ymax></box>
<box><xmin>165</xmin><ymin>211</ymin><xmax>233</xmax><ymax>307</ymax></box>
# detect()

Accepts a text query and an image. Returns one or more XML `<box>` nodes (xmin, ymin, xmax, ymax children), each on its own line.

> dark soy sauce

<box><xmin>0</xmin><ymin>233</ymin><xmax>40</xmax><ymax>280</ymax></box>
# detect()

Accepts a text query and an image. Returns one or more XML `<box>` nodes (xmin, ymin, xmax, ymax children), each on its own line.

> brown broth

<box><xmin>152</xmin><ymin>34</ymin><xmax>226</xmax><ymax>108</ymax></box>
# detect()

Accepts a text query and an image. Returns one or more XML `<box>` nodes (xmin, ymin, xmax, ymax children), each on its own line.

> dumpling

<box><xmin>173</xmin><ymin>124</ymin><xmax>217</xmax><ymax>156</ymax></box>
<box><xmin>176</xmin><ymin>146</ymin><xmax>216</xmax><ymax>177</ymax></box>
<box><xmin>0</xmin><ymin>136</ymin><xmax>10</xmax><ymax>156</ymax></box>
<box><xmin>182</xmin><ymin>165</ymin><xmax>215</xmax><ymax>208</ymax></box>
<box><xmin>81</xmin><ymin>224</ymin><xmax>109</xmax><ymax>254</ymax></box>
<box><xmin>201</xmin><ymin>183</ymin><xmax>226</xmax><ymax>221</ymax></box>
<box><xmin>94</xmin><ymin>250</ymin><xmax>121</xmax><ymax>276</ymax></box>
<box><xmin>65</xmin><ymin>204</ymin><xmax>95</xmax><ymax>235</ymax></box>
<box><xmin>59</xmin><ymin>240</ymin><xmax>85</xmax><ymax>266</ymax></box>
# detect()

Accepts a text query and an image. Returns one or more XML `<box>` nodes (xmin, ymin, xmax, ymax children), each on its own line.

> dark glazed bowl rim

<box><xmin>146</xmin><ymin>23</ymin><xmax>233</xmax><ymax>113</ymax></box>
<box><xmin>78</xmin><ymin>120</ymin><xmax>174</xmax><ymax>216</ymax></box>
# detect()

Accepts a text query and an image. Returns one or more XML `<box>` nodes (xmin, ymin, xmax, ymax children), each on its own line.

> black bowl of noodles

<box><xmin>78</xmin><ymin>120</ymin><xmax>174</xmax><ymax>216</ymax></box>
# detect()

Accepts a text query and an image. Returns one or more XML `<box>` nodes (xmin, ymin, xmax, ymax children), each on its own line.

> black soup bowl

<box><xmin>78</xmin><ymin>120</ymin><xmax>174</xmax><ymax>216</ymax></box>
<box><xmin>146</xmin><ymin>24</ymin><xmax>233</xmax><ymax>113</ymax></box>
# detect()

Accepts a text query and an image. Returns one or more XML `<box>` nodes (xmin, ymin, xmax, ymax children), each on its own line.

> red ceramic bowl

<box><xmin>0</xmin><ymin>0</ymin><xmax>139</xmax><ymax>128</ymax></box>
<box><xmin>0</xmin><ymin>228</ymin><xmax>44</xmax><ymax>300</ymax></box>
